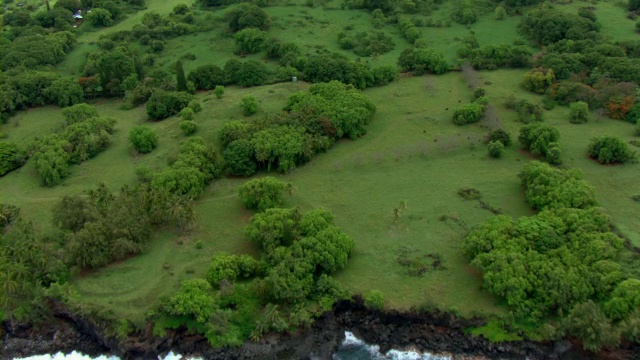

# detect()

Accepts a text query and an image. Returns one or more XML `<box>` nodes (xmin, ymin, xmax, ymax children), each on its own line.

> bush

<box><xmin>206</xmin><ymin>253</ymin><xmax>260</xmax><ymax>286</ymax></box>
<box><xmin>234</xmin><ymin>28</ymin><xmax>267</xmax><ymax>54</ymax></box>
<box><xmin>238</xmin><ymin>177</ymin><xmax>287</xmax><ymax>212</ymax></box>
<box><xmin>363</xmin><ymin>290</ymin><xmax>384</xmax><ymax>310</ymax></box>
<box><xmin>488</xmin><ymin>141</ymin><xmax>504</xmax><ymax>158</ymax></box>
<box><xmin>519</xmin><ymin>123</ymin><xmax>561</xmax><ymax>163</ymax></box>
<box><xmin>180</xmin><ymin>107</ymin><xmax>194</xmax><ymax>120</ymax></box>
<box><xmin>146</xmin><ymin>90</ymin><xmax>194</xmax><ymax>120</ymax></box>
<box><xmin>187</xmin><ymin>65</ymin><xmax>224</xmax><ymax>90</ymax></box>
<box><xmin>180</xmin><ymin>120</ymin><xmax>197</xmax><ymax>136</ymax></box>
<box><xmin>569</xmin><ymin>101</ymin><xmax>589</xmax><ymax>124</ymax></box>
<box><xmin>173</xmin><ymin>4</ymin><xmax>190</xmax><ymax>15</ymax></box>
<box><xmin>241</xmin><ymin>96</ymin><xmax>258</xmax><ymax>116</ymax></box>
<box><xmin>226</xmin><ymin>4</ymin><xmax>270</xmax><ymax>32</ymax></box>
<box><xmin>588</xmin><ymin>136</ymin><xmax>636</xmax><ymax>164</ymax></box>
<box><xmin>129</xmin><ymin>126</ymin><xmax>158</xmax><ymax>154</ymax></box>
<box><xmin>453</xmin><ymin>102</ymin><xmax>485</xmax><ymax>125</ymax></box>
<box><xmin>487</xmin><ymin>129</ymin><xmax>511</xmax><ymax>146</ymax></box>
<box><xmin>62</xmin><ymin>103</ymin><xmax>99</xmax><ymax>125</ymax></box>
<box><xmin>188</xmin><ymin>100</ymin><xmax>202</xmax><ymax>113</ymax></box>
<box><xmin>522</xmin><ymin>68</ymin><xmax>555</xmax><ymax>94</ymax></box>
<box><xmin>214</xmin><ymin>85</ymin><xmax>225</xmax><ymax>99</ymax></box>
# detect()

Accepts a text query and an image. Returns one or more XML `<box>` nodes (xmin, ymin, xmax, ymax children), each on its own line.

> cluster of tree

<box><xmin>188</xmin><ymin>59</ymin><xmax>271</xmax><ymax>89</ymax></box>
<box><xmin>0</xmin><ymin>142</ymin><xmax>27</xmax><ymax>176</ymax></box>
<box><xmin>465</xmin><ymin>161</ymin><xmax>640</xmax><ymax>351</ymax></box>
<box><xmin>518</xmin><ymin>8</ymin><xmax>599</xmax><ymax>46</ymax></box>
<box><xmin>569</xmin><ymin>101</ymin><xmax>589</xmax><ymax>124</ymax></box>
<box><xmin>452</xmin><ymin>96</ymin><xmax>488</xmax><ymax>125</ymax></box>
<box><xmin>53</xmin><ymin>182</ymin><xmax>189</xmax><ymax>268</ymax></box>
<box><xmin>299</xmin><ymin>53</ymin><xmax>398</xmax><ymax>89</ymax></box>
<box><xmin>398</xmin><ymin>45</ymin><xmax>450</xmax><ymax>75</ymax></box>
<box><xmin>0</xmin><ymin>31</ymin><xmax>76</xmax><ymax>70</ymax></box>
<box><xmin>238</xmin><ymin>177</ymin><xmax>288</xmax><ymax>212</ymax></box>
<box><xmin>450</xmin><ymin>0</ymin><xmax>477</xmax><ymax>25</ymax></box>
<box><xmin>518</xmin><ymin>161</ymin><xmax>597</xmax><ymax>210</ymax></box>
<box><xmin>486</xmin><ymin>129</ymin><xmax>511</xmax><ymax>159</ymax></box>
<box><xmin>33</xmin><ymin>111</ymin><xmax>116</xmax><ymax>186</ymax></box>
<box><xmin>337</xmin><ymin>30</ymin><xmax>395</xmax><ymax>57</ymax></box>
<box><xmin>220</xmin><ymin>81</ymin><xmax>376</xmax><ymax>175</ymax></box>
<box><xmin>225</xmin><ymin>3</ymin><xmax>270</xmax><ymax>32</ymax></box>
<box><xmin>150</xmin><ymin>137</ymin><xmax>222</xmax><ymax>198</ymax></box>
<box><xmin>0</xmin><ymin>207</ymin><xmax>68</xmax><ymax>320</ymax></box>
<box><xmin>246</xmin><ymin>207</ymin><xmax>355</xmax><ymax>302</ymax></box>
<box><xmin>457</xmin><ymin>35</ymin><xmax>531</xmax><ymax>70</ymax></box>
<box><xmin>234</xmin><ymin>28</ymin><xmax>267</xmax><ymax>54</ymax></box>
<box><xmin>518</xmin><ymin>123</ymin><xmax>561</xmax><ymax>165</ymax></box>
<box><xmin>588</xmin><ymin>136</ymin><xmax>636</xmax><ymax>164</ymax></box>
<box><xmin>0</xmin><ymin>70</ymin><xmax>84</xmax><ymax>118</ymax></box>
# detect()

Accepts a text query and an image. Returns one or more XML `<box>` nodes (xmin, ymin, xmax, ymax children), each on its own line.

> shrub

<box><xmin>488</xmin><ymin>141</ymin><xmax>504</xmax><ymax>158</ymax></box>
<box><xmin>146</xmin><ymin>90</ymin><xmax>193</xmax><ymax>120</ymax></box>
<box><xmin>522</xmin><ymin>68</ymin><xmax>555</xmax><ymax>94</ymax></box>
<box><xmin>206</xmin><ymin>253</ymin><xmax>260</xmax><ymax>286</ymax></box>
<box><xmin>453</xmin><ymin>102</ymin><xmax>485</xmax><ymax>125</ymax></box>
<box><xmin>519</xmin><ymin>123</ymin><xmax>561</xmax><ymax>163</ymax></box>
<box><xmin>173</xmin><ymin>4</ymin><xmax>190</xmax><ymax>15</ymax></box>
<box><xmin>62</xmin><ymin>103</ymin><xmax>99</xmax><ymax>125</ymax></box>
<box><xmin>226</xmin><ymin>4</ymin><xmax>270</xmax><ymax>32</ymax></box>
<box><xmin>588</xmin><ymin>136</ymin><xmax>636</xmax><ymax>164</ymax></box>
<box><xmin>238</xmin><ymin>177</ymin><xmax>287</xmax><ymax>211</ymax></box>
<box><xmin>214</xmin><ymin>85</ymin><xmax>225</xmax><ymax>99</ymax></box>
<box><xmin>188</xmin><ymin>100</ymin><xmax>202</xmax><ymax>113</ymax></box>
<box><xmin>129</xmin><ymin>127</ymin><xmax>158</xmax><ymax>154</ymax></box>
<box><xmin>495</xmin><ymin>6</ymin><xmax>506</xmax><ymax>20</ymax></box>
<box><xmin>487</xmin><ymin>129</ymin><xmax>511</xmax><ymax>146</ymax></box>
<box><xmin>180</xmin><ymin>120</ymin><xmax>197</xmax><ymax>136</ymax></box>
<box><xmin>241</xmin><ymin>96</ymin><xmax>258</xmax><ymax>116</ymax></box>
<box><xmin>234</xmin><ymin>28</ymin><xmax>267</xmax><ymax>54</ymax></box>
<box><xmin>569</xmin><ymin>101</ymin><xmax>589</xmax><ymax>124</ymax></box>
<box><xmin>187</xmin><ymin>65</ymin><xmax>224</xmax><ymax>90</ymax></box>
<box><xmin>363</xmin><ymin>290</ymin><xmax>384</xmax><ymax>310</ymax></box>
<box><xmin>180</xmin><ymin>107</ymin><xmax>194</xmax><ymax>120</ymax></box>
<box><xmin>398</xmin><ymin>47</ymin><xmax>450</xmax><ymax>75</ymax></box>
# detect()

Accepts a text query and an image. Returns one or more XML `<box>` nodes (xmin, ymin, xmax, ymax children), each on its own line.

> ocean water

<box><xmin>14</xmin><ymin>331</ymin><xmax>450</xmax><ymax>360</ymax></box>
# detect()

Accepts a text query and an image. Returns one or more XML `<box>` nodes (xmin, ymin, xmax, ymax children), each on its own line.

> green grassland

<box><xmin>3</xmin><ymin>0</ymin><xmax>640</xmax><ymax>326</ymax></box>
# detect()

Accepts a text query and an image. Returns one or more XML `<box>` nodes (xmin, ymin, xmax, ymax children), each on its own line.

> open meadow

<box><xmin>2</xmin><ymin>0</ymin><xmax>640</xmax><ymax>349</ymax></box>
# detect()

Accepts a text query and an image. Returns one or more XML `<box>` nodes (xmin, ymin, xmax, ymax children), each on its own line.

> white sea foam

<box><xmin>334</xmin><ymin>331</ymin><xmax>452</xmax><ymax>360</ymax></box>
<box><xmin>14</xmin><ymin>351</ymin><xmax>201</xmax><ymax>360</ymax></box>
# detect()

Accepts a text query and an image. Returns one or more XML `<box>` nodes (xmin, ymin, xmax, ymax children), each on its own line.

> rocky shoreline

<box><xmin>2</xmin><ymin>298</ymin><xmax>639</xmax><ymax>360</ymax></box>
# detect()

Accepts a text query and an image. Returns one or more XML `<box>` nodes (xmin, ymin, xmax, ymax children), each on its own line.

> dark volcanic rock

<box><xmin>2</xmin><ymin>298</ymin><xmax>640</xmax><ymax>360</ymax></box>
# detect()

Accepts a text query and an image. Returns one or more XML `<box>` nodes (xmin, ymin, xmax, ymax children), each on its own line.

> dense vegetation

<box><xmin>1</xmin><ymin>0</ymin><xmax>640</xmax><ymax>354</ymax></box>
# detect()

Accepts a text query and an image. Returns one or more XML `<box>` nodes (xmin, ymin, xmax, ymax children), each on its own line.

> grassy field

<box><xmin>3</xmin><ymin>0</ymin><xmax>640</xmax><ymax>325</ymax></box>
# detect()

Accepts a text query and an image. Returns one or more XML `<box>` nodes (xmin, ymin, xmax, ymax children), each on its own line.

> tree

<box><xmin>237</xmin><ymin>60</ymin><xmax>269</xmax><ymax>87</ymax></box>
<box><xmin>453</xmin><ymin>102</ymin><xmax>485</xmax><ymax>125</ymax></box>
<box><xmin>167</xmin><ymin>279</ymin><xmax>218</xmax><ymax>323</ymax></box>
<box><xmin>176</xmin><ymin>60</ymin><xmax>187</xmax><ymax>92</ymax></box>
<box><xmin>234</xmin><ymin>28</ymin><xmax>267</xmax><ymax>54</ymax></box>
<box><xmin>518</xmin><ymin>123</ymin><xmax>561</xmax><ymax>163</ymax></box>
<box><xmin>588</xmin><ymin>136</ymin><xmax>636</xmax><ymax>164</ymax></box>
<box><xmin>86</xmin><ymin>8</ymin><xmax>113</xmax><ymax>27</ymax></box>
<box><xmin>241</xmin><ymin>96</ymin><xmax>258</xmax><ymax>116</ymax></box>
<box><xmin>129</xmin><ymin>126</ymin><xmax>158</xmax><ymax>154</ymax></box>
<box><xmin>223</xmin><ymin>139</ymin><xmax>256</xmax><ymax>176</ymax></box>
<box><xmin>495</xmin><ymin>6</ymin><xmax>506</xmax><ymax>20</ymax></box>
<box><xmin>45</xmin><ymin>77</ymin><xmax>84</xmax><ymax>108</ymax></box>
<box><xmin>569</xmin><ymin>101</ymin><xmax>589</xmax><ymax>124</ymax></box>
<box><xmin>238</xmin><ymin>177</ymin><xmax>287</xmax><ymax>212</ymax></box>
<box><xmin>487</xmin><ymin>129</ymin><xmax>511</xmax><ymax>146</ymax></box>
<box><xmin>564</xmin><ymin>301</ymin><xmax>620</xmax><ymax>352</ymax></box>
<box><xmin>398</xmin><ymin>47</ymin><xmax>450</xmax><ymax>75</ymax></box>
<box><xmin>604</xmin><ymin>279</ymin><xmax>640</xmax><ymax>320</ymax></box>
